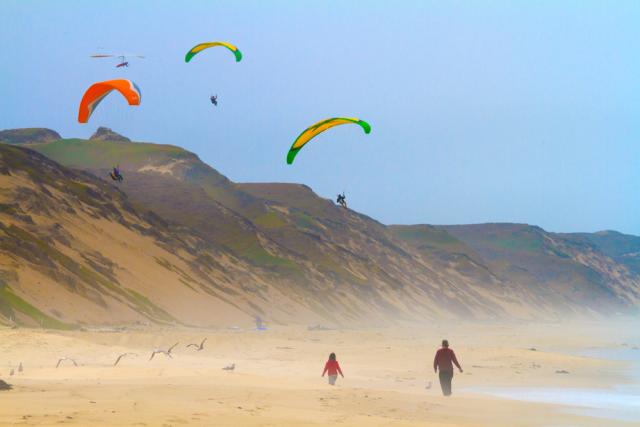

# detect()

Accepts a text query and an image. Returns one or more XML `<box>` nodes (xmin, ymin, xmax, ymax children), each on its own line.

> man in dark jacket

<box><xmin>433</xmin><ymin>339</ymin><xmax>463</xmax><ymax>396</ymax></box>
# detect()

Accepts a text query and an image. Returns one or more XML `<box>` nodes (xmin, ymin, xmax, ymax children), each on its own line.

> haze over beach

<box><xmin>1</xmin><ymin>1</ymin><xmax>639</xmax><ymax>426</ymax></box>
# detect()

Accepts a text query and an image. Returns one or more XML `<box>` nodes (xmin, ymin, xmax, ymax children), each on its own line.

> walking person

<box><xmin>433</xmin><ymin>339</ymin><xmax>462</xmax><ymax>396</ymax></box>
<box><xmin>322</xmin><ymin>352</ymin><xmax>344</xmax><ymax>385</ymax></box>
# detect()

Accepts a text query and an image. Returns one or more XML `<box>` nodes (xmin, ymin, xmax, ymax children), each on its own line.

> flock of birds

<box><xmin>6</xmin><ymin>338</ymin><xmax>236</xmax><ymax>373</ymax></box>
<box><xmin>5</xmin><ymin>324</ymin><xmax>271</xmax><ymax>376</ymax></box>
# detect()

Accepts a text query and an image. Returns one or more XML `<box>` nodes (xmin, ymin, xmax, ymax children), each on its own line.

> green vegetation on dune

<box><xmin>566</xmin><ymin>231</ymin><xmax>640</xmax><ymax>274</ymax></box>
<box><xmin>244</xmin><ymin>245</ymin><xmax>300</xmax><ymax>271</ymax></box>
<box><xmin>1</xmin><ymin>224</ymin><xmax>178</xmax><ymax>323</ymax></box>
<box><xmin>442</xmin><ymin>225</ymin><xmax>547</xmax><ymax>255</ymax></box>
<box><xmin>0</xmin><ymin>203</ymin><xmax>18</xmax><ymax>215</ymax></box>
<box><xmin>33</xmin><ymin>138</ymin><xmax>192</xmax><ymax>169</ymax></box>
<box><xmin>253</xmin><ymin>211</ymin><xmax>287</xmax><ymax>229</ymax></box>
<box><xmin>1</xmin><ymin>143</ymin><xmax>65</xmax><ymax>185</ymax></box>
<box><xmin>124</xmin><ymin>289</ymin><xmax>177</xmax><ymax>324</ymax></box>
<box><xmin>228</xmin><ymin>236</ymin><xmax>302</xmax><ymax>273</ymax></box>
<box><xmin>391</xmin><ymin>225</ymin><xmax>459</xmax><ymax>246</ymax></box>
<box><xmin>153</xmin><ymin>256</ymin><xmax>174</xmax><ymax>271</ymax></box>
<box><xmin>0</xmin><ymin>283</ymin><xmax>75</xmax><ymax>329</ymax></box>
<box><xmin>489</xmin><ymin>234</ymin><xmax>544</xmax><ymax>253</ymax></box>
<box><xmin>292</xmin><ymin>211</ymin><xmax>323</xmax><ymax>233</ymax></box>
<box><xmin>587</xmin><ymin>231</ymin><xmax>640</xmax><ymax>257</ymax></box>
<box><xmin>389</xmin><ymin>225</ymin><xmax>472</xmax><ymax>255</ymax></box>
<box><xmin>3</xmin><ymin>224</ymin><xmax>119</xmax><ymax>292</ymax></box>
<box><xmin>237</xmin><ymin>183</ymin><xmax>331</xmax><ymax>217</ymax></box>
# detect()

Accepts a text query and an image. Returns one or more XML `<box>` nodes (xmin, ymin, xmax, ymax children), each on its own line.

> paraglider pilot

<box><xmin>336</xmin><ymin>193</ymin><xmax>347</xmax><ymax>208</ymax></box>
<box><xmin>110</xmin><ymin>165</ymin><xmax>123</xmax><ymax>182</ymax></box>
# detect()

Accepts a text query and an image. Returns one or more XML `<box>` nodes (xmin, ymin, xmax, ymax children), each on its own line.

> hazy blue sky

<box><xmin>1</xmin><ymin>0</ymin><xmax>638</xmax><ymax>234</ymax></box>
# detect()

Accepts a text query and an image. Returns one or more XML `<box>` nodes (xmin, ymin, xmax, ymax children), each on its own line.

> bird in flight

<box><xmin>149</xmin><ymin>343</ymin><xmax>179</xmax><ymax>361</ymax></box>
<box><xmin>56</xmin><ymin>357</ymin><xmax>78</xmax><ymax>368</ymax></box>
<box><xmin>186</xmin><ymin>338</ymin><xmax>207</xmax><ymax>351</ymax></box>
<box><xmin>113</xmin><ymin>353</ymin><xmax>138</xmax><ymax>366</ymax></box>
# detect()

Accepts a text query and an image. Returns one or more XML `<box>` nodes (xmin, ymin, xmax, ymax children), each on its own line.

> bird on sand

<box><xmin>18</xmin><ymin>362</ymin><xmax>23</xmax><ymax>373</ymax></box>
<box><xmin>149</xmin><ymin>343</ymin><xmax>179</xmax><ymax>361</ymax></box>
<box><xmin>113</xmin><ymin>353</ymin><xmax>138</xmax><ymax>366</ymax></box>
<box><xmin>186</xmin><ymin>338</ymin><xmax>207</xmax><ymax>351</ymax></box>
<box><xmin>222</xmin><ymin>363</ymin><xmax>235</xmax><ymax>371</ymax></box>
<box><xmin>56</xmin><ymin>357</ymin><xmax>78</xmax><ymax>368</ymax></box>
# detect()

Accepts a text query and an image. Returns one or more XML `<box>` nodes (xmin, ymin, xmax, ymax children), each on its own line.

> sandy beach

<box><xmin>1</xmin><ymin>319</ymin><xmax>638</xmax><ymax>427</ymax></box>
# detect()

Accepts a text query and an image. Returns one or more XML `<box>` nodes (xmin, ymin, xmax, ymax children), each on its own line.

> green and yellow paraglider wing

<box><xmin>185</xmin><ymin>42</ymin><xmax>242</xmax><ymax>63</ymax></box>
<box><xmin>286</xmin><ymin>118</ymin><xmax>371</xmax><ymax>164</ymax></box>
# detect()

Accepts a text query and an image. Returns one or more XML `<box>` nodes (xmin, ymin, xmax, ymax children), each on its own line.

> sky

<box><xmin>1</xmin><ymin>0</ymin><xmax>638</xmax><ymax>235</ymax></box>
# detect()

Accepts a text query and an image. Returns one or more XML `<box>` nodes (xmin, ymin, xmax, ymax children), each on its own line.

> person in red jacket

<box><xmin>322</xmin><ymin>352</ymin><xmax>344</xmax><ymax>385</ymax></box>
<box><xmin>433</xmin><ymin>339</ymin><xmax>462</xmax><ymax>396</ymax></box>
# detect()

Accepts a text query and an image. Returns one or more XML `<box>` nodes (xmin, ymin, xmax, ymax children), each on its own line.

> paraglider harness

<box><xmin>210</xmin><ymin>94</ymin><xmax>218</xmax><ymax>106</ymax></box>
<box><xmin>110</xmin><ymin>166</ymin><xmax>124</xmax><ymax>182</ymax></box>
<box><xmin>336</xmin><ymin>193</ymin><xmax>347</xmax><ymax>208</ymax></box>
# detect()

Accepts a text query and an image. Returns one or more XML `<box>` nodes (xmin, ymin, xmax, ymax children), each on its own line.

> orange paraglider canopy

<box><xmin>77</xmin><ymin>79</ymin><xmax>141</xmax><ymax>123</ymax></box>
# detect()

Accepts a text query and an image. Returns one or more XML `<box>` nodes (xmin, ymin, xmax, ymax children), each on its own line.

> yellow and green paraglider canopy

<box><xmin>185</xmin><ymin>42</ymin><xmax>242</xmax><ymax>63</ymax></box>
<box><xmin>286</xmin><ymin>117</ymin><xmax>371</xmax><ymax>164</ymax></box>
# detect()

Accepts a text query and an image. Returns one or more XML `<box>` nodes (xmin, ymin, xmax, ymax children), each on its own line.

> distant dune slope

<box><xmin>1</xmin><ymin>128</ymin><xmax>638</xmax><ymax>326</ymax></box>
<box><xmin>440</xmin><ymin>224</ymin><xmax>640</xmax><ymax>312</ymax></box>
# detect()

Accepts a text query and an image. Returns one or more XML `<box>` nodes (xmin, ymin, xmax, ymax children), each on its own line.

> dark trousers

<box><xmin>438</xmin><ymin>370</ymin><xmax>454</xmax><ymax>396</ymax></box>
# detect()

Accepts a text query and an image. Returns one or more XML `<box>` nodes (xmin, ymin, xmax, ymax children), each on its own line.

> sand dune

<box><xmin>3</xmin><ymin>138</ymin><xmax>639</xmax><ymax>330</ymax></box>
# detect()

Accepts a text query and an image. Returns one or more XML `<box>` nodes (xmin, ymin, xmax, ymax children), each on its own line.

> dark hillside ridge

<box><xmin>0</xmin><ymin>128</ymin><xmax>61</xmax><ymax>144</ymax></box>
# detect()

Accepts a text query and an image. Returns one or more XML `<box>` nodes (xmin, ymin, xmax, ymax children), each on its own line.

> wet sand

<box><xmin>0</xmin><ymin>320</ymin><xmax>637</xmax><ymax>426</ymax></box>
